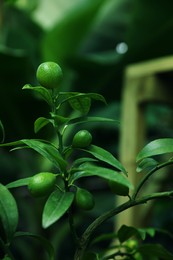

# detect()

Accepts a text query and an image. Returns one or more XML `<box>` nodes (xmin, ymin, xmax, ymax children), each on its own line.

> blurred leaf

<box><xmin>42</xmin><ymin>189</ymin><xmax>74</xmax><ymax>228</ymax></box>
<box><xmin>6</xmin><ymin>177</ymin><xmax>31</xmax><ymax>189</ymax></box>
<box><xmin>136</xmin><ymin>138</ymin><xmax>173</xmax><ymax>162</ymax></box>
<box><xmin>0</xmin><ymin>120</ymin><xmax>5</xmax><ymax>143</ymax></box>
<box><xmin>0</xmin><ymin>183</ymin><xmax>18</xmax><ymax>243</ymax></box>
<box><xmin>23</xmin><ymin>85</ymin><xmax>53</xmax><ymax>106</ymax></box>
<box><xmin>42</xmin><ymin>0</ymin><xmax>106</xmax><ymax>64</ymax></box>
<box><xmin>117</xmin><ymin>225</ymin><xmax>155</xmax><ymax>243</ymax></box>
<box><xmin>118</xmin><ymin>225</ymin><xmax>140</xmax><ymax>243</ymax></box>
<box><xmin>82</xmin><ymin>144</ymin><xmax>127</xmax><ymax>174</ymax></box>
<box><xmin>70</xmin><ymin>163</ymin><xmax>133</xmax><ymax>189</ymax></box>
<box><xmin>14</xmin><ymin>231</ymin><xmax>55</xmax><ymax>260</ymax></box>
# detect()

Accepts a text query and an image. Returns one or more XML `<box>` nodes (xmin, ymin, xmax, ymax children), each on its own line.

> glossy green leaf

<box><xmin>22</xmin><ymin>84</ymin><xmax>53</xmax><ymax>106</ymax></box>
<box><xmin>34</xmin><ymin>117</ymin><xmax>53</xmax><ymax>133</ymax></box>
<box><xmin>70</xmin><ymin>163</ymin><xmax>133</xmax><ymax>189</ymax></box>
<box><xmin>136</xmin><ymin>138</ymin><xmax>173</xmax><ymax>162</ymax></box>
<box><xmin>0</xmin><ymin>183</ymin><xmax>18</xmax><ymax>242</ymax></box>
<box><xmin>42</xmin><ymin>189</ymin><xmax>74</xmax><ymax>228</ymax></box>
<box><xmin>6</xmin><ymin>177</ymin><xmax>31</xmax><ymax>189</ymax></box>
<box><xmin>0</xmin><ymin>139</ymin><xmax>67</xmax><ymax>171</ymax></box>
<box><xmin>136</xmin><ymin>158</ymin><xmax>158</xmax><ymax>173</ymax></box>
<box><xmin>14</xmin><ymin>231</ymin><xmax>55</xmax><ymax>260</ymax></box>
<box><xmin>21</xmin><ymin>139</ymin><xmax>67</xmax><ymax>171</ymax></box>
<box><xmin>138</xmin><ymin>244</ymin><xmax>173</xmax><ymax>260</ymax></box>
<box><xmin>0</xmin><ymin>140</ymin><xmax>23</xmax><ymax>148</ymax></box>
<box><xmin>82</xmin><ymin>145</ymin><xmax>127</xmax><ymax>175</ymax></box>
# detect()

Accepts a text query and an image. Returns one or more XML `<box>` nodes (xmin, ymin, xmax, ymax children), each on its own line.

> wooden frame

<box><xmin>116</xmin><ymin>55</ymin><xmax>173</xmax><ymax>229</ymax></box>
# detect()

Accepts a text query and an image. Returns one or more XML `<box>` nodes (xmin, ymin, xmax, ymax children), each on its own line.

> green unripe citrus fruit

<box><xmin>28</xmin><ymin>172</ymin><xmax>56</xmax><ymax>197</ymax></box>
<box><xmin>72</xmin><ymin>130</ymin><xmax>92</xmax><ymax>148</ymax></box>
<box><xmin>125</xmin><ymin>239</ymin><xmax>138</xmax><ymax>251</ymax></box>
<box><xmin>108</xmin><ymin>180</ymin><xmax>129</xmax><ymax>196</ymax></box>
<box><xmin>75</xmin><ymin>188</ymin><xmax>95</xmax><ymax>210</ymax></box>
<box><xmin>36</xmin><ymin>61</ymin><xmax>63</xmax><ymax>89</ymax></box>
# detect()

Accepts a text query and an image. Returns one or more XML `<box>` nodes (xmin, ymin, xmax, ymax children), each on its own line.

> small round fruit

<box><xmin>75</xmin><ymin>188</ymin><xmax>95</xmax><ymax>210</ymax></box>
<box><xmin>36</xmin><ymin>61</ymin><xmax>63</xmax><ymax>89</ymax></box>
<box><xmin>72</xmin><ymin>130</ymin><xmax>92</xmax><ymax>148</ymax></box>
<box><xmin>125</xmin><ymin>239</ymin><xmax>138</xmax><ymax>251</ymax></box>
<box><xmin>28</xmin><ymin>172</ymin><xmax>56</xmax><ymax>198</ymax></box>
<box><xmin>108</xmin><ymin>180</ymin><xmax>129</xmax><ymax>196</ymax></box>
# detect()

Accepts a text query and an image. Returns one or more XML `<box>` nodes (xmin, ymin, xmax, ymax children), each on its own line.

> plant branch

<box><xmin>74</xmin><ymin>190</ymin><xmax>173</xmax><ymax>259</ymax></box>
<box><xmin>132</xmin><ymin>160</ymin><xmax>173</xmax><ymax>200</ymax></box>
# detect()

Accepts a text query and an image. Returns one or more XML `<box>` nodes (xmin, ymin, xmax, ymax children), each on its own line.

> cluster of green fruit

<box><xmin>28</xmin><ymin>172</ymin><xmax>95</xmax><ymax>211</ymax></box>
<box><xmin>27</xmin><ymin>62</ymin><xmax>129</xmax><ymax>211</ymax></box>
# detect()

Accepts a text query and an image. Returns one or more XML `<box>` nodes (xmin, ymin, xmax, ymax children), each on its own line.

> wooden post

<box><xmin>116</xmin><ymin>56</ymin><xmax>173</xmax><ymax>230</ymax></box>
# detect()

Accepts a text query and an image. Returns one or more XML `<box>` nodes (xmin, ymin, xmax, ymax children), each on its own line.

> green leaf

<box><xmin>22</xmin><ymin>84</ymin><xmax>53</xmax><ymax>106</ymax></box>
<box><xmin>82</xmin><ymin>145</ymin><xmax>127</xmax><ymax>175</ymax></box>
<box><xmin>6</xmin><ymin>178</ymin><xmax>31</xmax><ymax>189</ymax></box>
<box><xmin>117</xmin><ymin>225</ymin><xmax>156</xmax><ymax>243</ymax></box>
<box><xmin>138</xmin><ymin>244</ymin><xmax>173</xmax><ymax>260</ymax></box>
<box><xmin>14</xmin><ymin>231</ymin><xmax>55</xmax><ymax>260</ymax></box>
<box><xmin>0</xmin><ymin>139</ymin><xmax>67</xmax><ymax>171</ymax></box>
<box><xmin>0</xmin><ymin>183</ymin><xmax>18</xmax><ymax>242</ymax></box>
<box><xmin>70</xmin><ymin>163</ymin><xmax>133</xmax><ymax>189</ymax></box>
<box><xmin>137</xmin><ymin>227</ymin><xmax>155</xmax><ymax>240</ymax></box>
<box><xmin>21</xmin><ymin>139</ymin><xmax>67</xmax><ymax>171</ymax></box>
<box><xmin>0</xmin><ymin>140</ymin><xmax>23</xmax><ymax>148</ymax></box>
<box><xmin>136</xmin><ymin>158</ymin><xmax>158</xmax><ymax>173</ymax></box>
<box><xmin>71</xmin><ymin>157</ymin><xmax>98</xmax><ymax>168</ymax></box>
<box><xmin>136</xmin><ymin>138</ymin><xmax>173</xmax><ymax>162</ymax></box>
<box><xmin>68</xmin><ymin>95</ymin><xmax>91</xmax><ymax>115</ymax></box>
<box><xmin>42</xmin><ymin>189</ymin><xmax>74</xmax><ymax>228</ymax></box>
<box><xmin>87</xmin><ymin>93</ymin><xmax>107</xmax><ymax>104</ymax></box>
<box><xmin>117</xmin><ymin>225</ymin><xmax>139</xmax><ymax>243</ymax></box>
<box><xmin>66</xmin><ymin>116</ymin><xmax>118</xmax><ymax>126</ymax></box>
<box><xmin>59</xmin><ymin>92</ymin><xmax>106</xmax><ymax>105</ymax></box>
<box><xmin>50</xmin><ymin>113</ymin><xmax>70</xmax><ymax>125</ymax></box>
<box><xmin>58</xmin><ymin>92</ymin><xmax>106</xmax><ymax>115</ymax></box>
<box><xmin>34</xmin><ymin>117</ymin><xmax>53</xmax><ymax>133</ymax></box>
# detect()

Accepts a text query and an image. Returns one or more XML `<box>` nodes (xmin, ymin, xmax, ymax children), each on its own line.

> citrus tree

<box><xmin>1</xmin><ymin>62</ymin><xmax>173</xmax><ymax>259</ymax></box>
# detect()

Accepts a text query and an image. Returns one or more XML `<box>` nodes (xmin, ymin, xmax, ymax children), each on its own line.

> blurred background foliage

<box><xmin>1</xmin><ymin>0</ymin><xmax>173</xmax><ymax>258</ymax></box>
